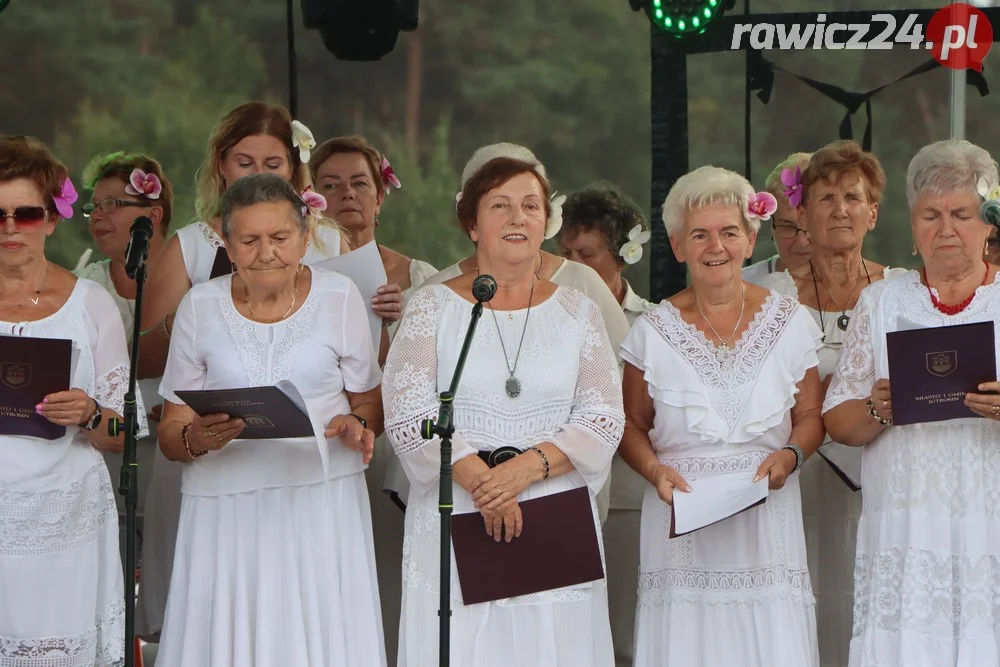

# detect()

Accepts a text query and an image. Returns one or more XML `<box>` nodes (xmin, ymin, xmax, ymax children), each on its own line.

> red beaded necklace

<box><xmin>921</xmin><ymin>262</ymin><xmax>991</xmax><ymax>315</ymax></box>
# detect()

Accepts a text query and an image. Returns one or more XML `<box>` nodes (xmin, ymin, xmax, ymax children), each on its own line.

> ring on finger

<box><xmin>882</xmin><ymin>400</ymin><xmax>888</xmax><ymax>408</ymax></box>
<box><xmin>993</xmin><ymin>406</ymin><xmax>999</xmax><ymax>416</ymax></box>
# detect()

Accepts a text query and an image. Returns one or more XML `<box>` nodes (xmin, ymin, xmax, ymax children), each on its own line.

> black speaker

<box><xmin>302</xmin><ymin>0</ymin><xmax>420</xmax><ymax>62</ymax></box>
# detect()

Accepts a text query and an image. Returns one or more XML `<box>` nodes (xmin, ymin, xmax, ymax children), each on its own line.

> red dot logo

<box><xmin>927</xmin><ymin>3</ymin><xmax>993</xmax><ymax>71</ymax></box>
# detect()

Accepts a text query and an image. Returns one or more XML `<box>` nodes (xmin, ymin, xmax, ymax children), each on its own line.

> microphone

<box><xmin>124</xmin><ymin>216</ymin><xmax>154</xmax><ymax>279</ymax></box>
<box><xmin>981</xmin><ymin>199</ymin><xmax>1000</xmax><ymax>231</ymax></box>
<box><xmin>472</xmin><ymin>274</ymin><xmax>497</xmax><ymax>303</ymax></box>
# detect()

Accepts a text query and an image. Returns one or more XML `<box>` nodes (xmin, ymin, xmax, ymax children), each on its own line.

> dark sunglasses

<box><xmin>0</xmin><ymin>206</ymin><xmax>48</xmax><ymax>226</ymax></box>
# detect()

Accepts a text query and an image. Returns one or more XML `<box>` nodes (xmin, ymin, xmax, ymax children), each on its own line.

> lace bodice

<box><xmin>0</xmin><ymin>279</ymin><xmax>148</xmax><ymax>493</ymax></box>
<box><xmin>159</xmin><ymin>270</ymin><xmax>381</xmax><ymax>496</ymax></box>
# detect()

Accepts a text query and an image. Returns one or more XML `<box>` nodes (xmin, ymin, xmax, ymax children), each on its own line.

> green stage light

<box><xmin>637</xmin><ymin>0</ymin><xmax>728</xmax><ymax>38</ymax></box>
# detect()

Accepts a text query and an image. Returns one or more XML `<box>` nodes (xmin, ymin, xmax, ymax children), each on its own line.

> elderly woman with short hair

<box><xmin>383</xmin><ymin>153</ymin><xmax>624</xmax><ymax>666</ymax></box>
<box><xmin>824</xmin><ymin>139</ymin><xmax>1000</xmax><ymax>667</ymax></box>
<box><xmin>155</xmin><ymin>173</ymin><xmax>386</xmax><ymax>667</ymax></box>
<box><xmin>620</xmin><ymin>165</ymin><xmax>824</xmax><ymax>666</ymax></box>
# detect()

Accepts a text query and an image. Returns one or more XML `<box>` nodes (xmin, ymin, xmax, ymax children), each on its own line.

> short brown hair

<box><xmin>0</xmin><ymin>135</ymin><xmax>70</xmax><ymax>214</ymax></box>
<box><xmin>802</xmin><ymin>140</ymin><xmax>886</xmax><ymax>204</ymax></box>
<box><xmin>309</xmin><ymin>135</ymin><xmax>384</xmax><ymax>193</ymax></box>
<box><xmin>82</xmin><ymin>152</ymin><xmax>174</xmax><ymax>233</ymax></box>
<box><xmin>456</xmin><ymin>157</ymin><xmax>551</xmax><ymax>235</ymax></box>
<box><xmin>194</xmin><ymin>102</ymin><xmax>311</xmax><ymax>222</ymax></box>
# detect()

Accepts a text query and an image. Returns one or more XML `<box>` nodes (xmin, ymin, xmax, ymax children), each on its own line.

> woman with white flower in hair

<box><xmin>824</xmin><ymin>139</ymin><xmax>1000</xmax><ymax>667</ymax></box>
<box><xmin>620</xmin><ymin>165</ymin><xmax>824</xmax><ymax>667</ymax></box>
<box><xmin>132</xmin><ymin>102</ymin><xmax>348</xmax><ymax>643</ymax></box>
<box><xmin>557</xmin><ymin>181</ymin><xmax>654</xmax><ymax>667</ymax></box>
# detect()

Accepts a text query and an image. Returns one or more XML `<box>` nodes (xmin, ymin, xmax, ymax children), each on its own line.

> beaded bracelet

<box><xmin>866</xmin><ymin>398</ymin><xmax>892</xmax><ymax>426</ymax></box>
<box><xmin>182</xmin><ymin>423</ymin><xmax>206</xmax><ymax>460</ymax></box>
<box><xmin>531</xmin><ymin>447</ymin><xmax>550</xmax><ymax>480</ymax></box>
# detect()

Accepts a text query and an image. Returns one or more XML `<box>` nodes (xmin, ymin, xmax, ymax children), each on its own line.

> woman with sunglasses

<box><xmin>0</xmin><ymin>135</ymin><xmax>147</xmax><ymax>666</ymax></box>
<box><xmin>742</xmin><ymin>153</ymin><xmax>813</xmax><ymax>286</ymax></box>
<box><xmin>759</xmin><ymin>140</ymin><xmax>906</xmax><ymax>667</ymax></box>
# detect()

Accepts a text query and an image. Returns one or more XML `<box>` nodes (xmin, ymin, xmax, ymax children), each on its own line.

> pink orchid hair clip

<box><xmin>125</xmin><ymin>168</ymin><xmax>162</xmax><ymax>199</ymax></box>
<box><xmin>53</xmin><ymin>176</ymin><xmax>78</xmax><ymax>219</ymax></box>
<box><xmin>780</xmin><ymin>166</ymin><xmax>803</xmax><ymax>208</ymax></box>
<box><xmin>300</xmin><ymin>186</ymin><xmax>328</xmax><ymax>218</ymax></box>
<box><xmin>746</xmin><ymin>191</ymin><xmax>778</xmax><ymax>222</ymax></box>
<box><xmin>381</xmin><ymin>156</ymin><xmax>402</xmax><ymax>194</ymax></box>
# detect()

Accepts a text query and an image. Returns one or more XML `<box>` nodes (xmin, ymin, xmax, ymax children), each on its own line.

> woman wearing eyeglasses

<box><xmin>0</xmin><ymin>135</ymin><xmax>147</xmax><ymax>666</ymax></box>
<box><xmin>742</xmin><ymin>153</ymin><xmax>813</xmax><ymax>286</ymax></box>
<box><xmin>759</xmin><ymin>140</ymin><xmax>906</xmax><ymax>667</ymax></box>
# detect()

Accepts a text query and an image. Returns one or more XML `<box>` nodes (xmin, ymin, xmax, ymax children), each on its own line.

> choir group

<box><xmin>2</xmin><ymin>100</ymin><xmax>1000</xmax><ymax>667</ymax></box>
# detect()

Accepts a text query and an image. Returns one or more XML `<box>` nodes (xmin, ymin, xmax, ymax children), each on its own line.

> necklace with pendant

<box><xmin>488</xmin><ymin>277</ymin><xmax>534</xmax><ymax>398</ymax></box>
<box><xmin>695</xmin><ymin>282</ymin><xmax>746</xmax><ymax>355</ymax></box>
<box><xmin>243</xmin><ymin>269</ymin><xmax>300</xmax><ymax>323</ymax></box>
<box><xmin>30</xmin><ymin>261</ymin><xmax>49</xmax><ymax>306</ymax></box>
<box><xmin>810</xmin><ymin>259</ymin><xmax>871</xmax><ymax>339</ymax></box>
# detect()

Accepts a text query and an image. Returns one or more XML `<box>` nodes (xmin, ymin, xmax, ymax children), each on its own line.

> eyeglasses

<box><xmin>772</xmin><ymin>223</ymin><xmax>809</xmax><ymax>241</ymax></box>
<box><xmin>82</xmin><ymin>198</ymin><xmax>147</xmax><ymax>218</ymax></box>
<box><xmin>0</xmin><ymin>206</ymin><xmax>48</xmax><ymax>226</ymax></box>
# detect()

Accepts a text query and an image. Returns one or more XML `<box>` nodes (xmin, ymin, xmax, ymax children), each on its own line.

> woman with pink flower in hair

<box><xmin>758</xmin><ymin>140</ymin><xmax>907</xmax><ymax>667</ymax></box>
<box><xmin>0</xmin><ymin>135</ymin><xmax>148</xmax><ymax>666</ymax></box>
<box><xmin>619</xmin><ymin>165</ymin><xmax>823</xmax><ymax>666</ymax></box>
<box><xmin>742</xmin><ymin>152</ymin><xmax>814</xmax><ymax>286</ymax></box>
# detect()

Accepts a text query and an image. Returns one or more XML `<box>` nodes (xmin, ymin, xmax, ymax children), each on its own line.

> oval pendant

<box><xmin>837</xmin><ymin>314</ymin><xmax>851</xmax><ymax>331</ymax></box>
<box><xmin>505</xmin><ymin>376</ymin><xmax>521</xmax><ymax>398</ymax></box>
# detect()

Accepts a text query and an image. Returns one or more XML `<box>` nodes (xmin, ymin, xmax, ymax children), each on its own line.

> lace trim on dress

<box><xmin>638</xmin><ymin>564</ymin><xmax>814</xmax><ymax>608</ymax></box>
<box><xmin>0</xmin><ymin>462</ymin><xmax>116</xmax><ymax>558</ymax></box>
<box><xmin>0</xmin><ymin>599</ymin><xmax>124</xmax><ymax>667</ymax></box>
<box><xmin>218</xmin><ymin>280</ymin><xmax>321</xmax><ymax>387</ymax></box>
<box><xmin>643</xmin><ymin>295</ymin><xmax>796</xmax><ymax>432</ymax></box>
<box><xmin>665</xmin><ymin>449</ymin><xmax>770</xmax><ymax>477</ymax></box>
<box><xmin>197</xmin><ymin>222</ymin><xmax>225</xmax><ymax>250</ymax></box>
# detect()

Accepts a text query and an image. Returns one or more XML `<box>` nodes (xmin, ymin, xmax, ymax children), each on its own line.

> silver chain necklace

<box><xmin>487</xmin><ymin>277</ymin><xmax>534</xmax><ymax>398</ymax></box>
<box><xmin>695</xmin><ymin>282</ymin><xmax>746</xmax><ymax>354</ymax></box>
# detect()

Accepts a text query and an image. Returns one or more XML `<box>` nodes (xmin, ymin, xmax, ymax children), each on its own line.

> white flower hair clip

<box><xmin>290</xmin><ymin>120</ymin><xmax>316</xmax><ymax>164</ymax></box>
<box><xmin>977</xmin><ymin>177</ymin><xmax>1000</xmax><ymax>202</ymax></box>
<box><xmin>619</xmin><ymin>224</ymin><xmax>652</xmax><ymax>265</ymax></box>
<box><xmin>545</xmin><ymin>193</ymin><xmax>566</xmax><ymax>240</ymax></box>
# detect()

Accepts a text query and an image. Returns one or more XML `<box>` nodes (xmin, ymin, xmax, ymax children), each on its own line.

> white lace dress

<box><xmin>135</xmin><ymin>221</ymin><xmax>344</xmax><ymax>638</ymax></box>
<box><xmin>0</xmin><ymin>279</ymin><xmax>147</xmax><ymax>667</ymax></box>
<box><xmin>154</xmin><ymin>270</ymin><xmax>385</xmax><ymax>667</ymax></box>
<box><xmin>823</xmin><ymin>271</ymin><xmax>1000</xmax><ymax>667</ymax></box>
<box><xmin>621</xmin><ymin>294</ymin><xmax>822</xmax><ymax>667</ymax></box>
<box><xmin>383</xmin><ymin>285</ymin><xmax>624</xmax><ymax>667</ymax></box>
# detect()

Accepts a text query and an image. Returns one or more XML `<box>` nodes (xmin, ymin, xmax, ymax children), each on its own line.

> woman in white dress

<box><xmin>758</xmin><ymin>139</ymin><xmax>905</xmax><ymax>666</ymax></box>
<box><xmin>558</xmin><ymin>182</ymin><xmax>654</xmax><ymax>667</ymax></box>
<box><xmin>824</xmin><ymin>138</ymin><xmax>1000</xmax><ymax>667</ymax></box>
<box><xmin>383</xmin><ymin>154</ymin><xmax>624</xmax><ymax>666</ymax></box>
<box><xmin>132</xmin><ymin>103</ymin><xmax>344</xmax><ymax>640</ymax></box>
<box><xmin>155</xmin><ymin>173</ymin><xmax>385</xmax><ymax>667</ymax></box>
<box><xmin>74</xmin><ymin>152</ymin><xmax>172</xmax><ymax>583</ymax></box>
<box><xmin>620</xmin><ymin>165</ymin><xmax>824</xmax><ymax>667</ymax></box>
<box><xmin>0</xmin><ymin>135</ymin><xmax>146</xmax><ymax>667</ymax></box>
<box><xmin>742</xmin><ymin>152</ymin><xmax>813</xmax><ymax>286</ymax></box>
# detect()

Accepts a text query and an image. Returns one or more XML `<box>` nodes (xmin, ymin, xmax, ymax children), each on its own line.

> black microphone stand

<box><xmin>419</xmin><ymin>299</ymin><xmax>486</xmax><ymax>667</ymax></box>
<box><xmin>109</xmin><ymin>262</ymin><xmax>145</xmax><ymax>667</ymax></box>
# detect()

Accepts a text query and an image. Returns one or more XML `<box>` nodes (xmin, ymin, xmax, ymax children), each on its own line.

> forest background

<box><xmin>3</xmin><ymin>0</ymin><xmax>999</xmax><ymax>296</ymax></box>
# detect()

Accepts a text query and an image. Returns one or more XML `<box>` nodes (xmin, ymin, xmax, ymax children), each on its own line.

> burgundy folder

<box><xmin>0</xmin><ymin>335</ymin><xmax>72</xmax><ymax>440</ymax></box>
<box><xmin>451</xmin><ymin>486</ymin><xmax>605</xmax><ymax>605</ymax></box>
<box><xmin>175</xmin><ymin>382</ymin><xmax>313</xmax><ymax>440</ymax></box>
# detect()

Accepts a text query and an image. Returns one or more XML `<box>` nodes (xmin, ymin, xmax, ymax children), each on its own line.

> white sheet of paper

<box><xmin>313</xmin><ymin>240</ymin><xmax>388</xmax><ymax>355</ymax></box>
<box><xmin>817</xmin><ymin>440</ymin><xmax>862</xmax><ymax>490</ymax></box>
<box><xmin>671</xmin><ymin>471</ymin><xmax>769</xmax><ymax>537</ymax></box>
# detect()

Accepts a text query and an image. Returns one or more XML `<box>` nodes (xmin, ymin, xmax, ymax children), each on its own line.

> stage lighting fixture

<box><xmin>632</xmin><ymin>0</ymin><xmax>733</xmax><ymax>38</ymax></box>
<box><xmin>301</xmin><ymin>0</ymin><xmax>418</xmax><ymax>61</ymax></box>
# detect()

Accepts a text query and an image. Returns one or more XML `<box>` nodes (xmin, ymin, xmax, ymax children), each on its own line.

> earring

<box><xmin>374</xmin><ymin>216</ymin><xmax>380</xmax><ymax>228</ymax></box>
<box><xmin>986</xmin><ymin>241</ymin><xmax>991</xmax><ymax>256</ymax></box>
<box><xmin>231</xmin><ymin>262</ymin><xmax>238</xmax><ymax>274</ymax></box>
<box><xmin>912</xmin><ymin>243</ymin><xmax>918</xmax><ymax>256</ymax></box>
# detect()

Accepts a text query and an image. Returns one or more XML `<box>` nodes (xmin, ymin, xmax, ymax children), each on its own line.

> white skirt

<box><xmin>0</xmin><ymin>461</ymin><xmax>124</xmax><ymax>667</ymax></box>
<box><xmin>135</xmin><ymin>445</ymin><xmax>184</xmax><ymax>639</ymax></box>
<box><xmin>156</xmin><ymin>473</ymin><xmax>386</xmax><ymax>667</ymax></box>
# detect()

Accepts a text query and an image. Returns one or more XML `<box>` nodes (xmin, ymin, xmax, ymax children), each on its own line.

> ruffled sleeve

<box><xmin>823</xmin><ymin>285</ymin><xmax>878</xmax><ymax>414</ymax></box>
<box><xmin>84</xmin><ymin>283</ymin><xmax>148</xmax><ymax>438</ymax></box>
<box><xmin>548</xmin><ymin>294</ymin><xmax>625</xmax><ymax>493</ymax></box>
<box><xmin>382</xmin><ymin>287</ymin><xmax>479</xmax><ymax>491</ymax></box>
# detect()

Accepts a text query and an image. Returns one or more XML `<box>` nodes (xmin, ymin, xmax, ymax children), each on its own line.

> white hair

<box><xmin>661</xmin><ymin>165</ymin><xmax>758</xmax><ymax>236</ymax></box>
<box><xmin>906</xmin><ymin>139</ymin><xmax>998</xmax><ymax>208</ymax></box>
<box><xmin>460</xmin><ymin>143</ymin><xmax>549</xmax><ymax>188</ymax></box>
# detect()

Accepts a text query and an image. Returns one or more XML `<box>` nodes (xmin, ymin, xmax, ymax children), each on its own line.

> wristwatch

<box><xmin>81</xmin><ymin>399</ymin><xmax>103</xmax><ymax>431</ymax></box>
<box><xmin>348</xmin><ymin>413</ymin><xmax>368</xmax><ymax>429</ymax></box>
<box><xmin>782</xmin><ymin>444</ymin><xmax>804</xmax><ymax>472</ymax></box>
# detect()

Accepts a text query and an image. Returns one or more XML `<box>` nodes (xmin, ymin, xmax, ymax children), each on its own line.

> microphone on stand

<box><xmin>124</xmin><ymin>216</ymin><xmax>154</xmax><ymax>280</ymax></box>
<box><xmin>981</xmin><ymin>199</ymin><xmax>1000</xmax><ymax>232</ymax></box>
<box><xmin>421</xmin><ymin>273</ymin><xmax>496</xmax><ymax>667</ymax></box>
